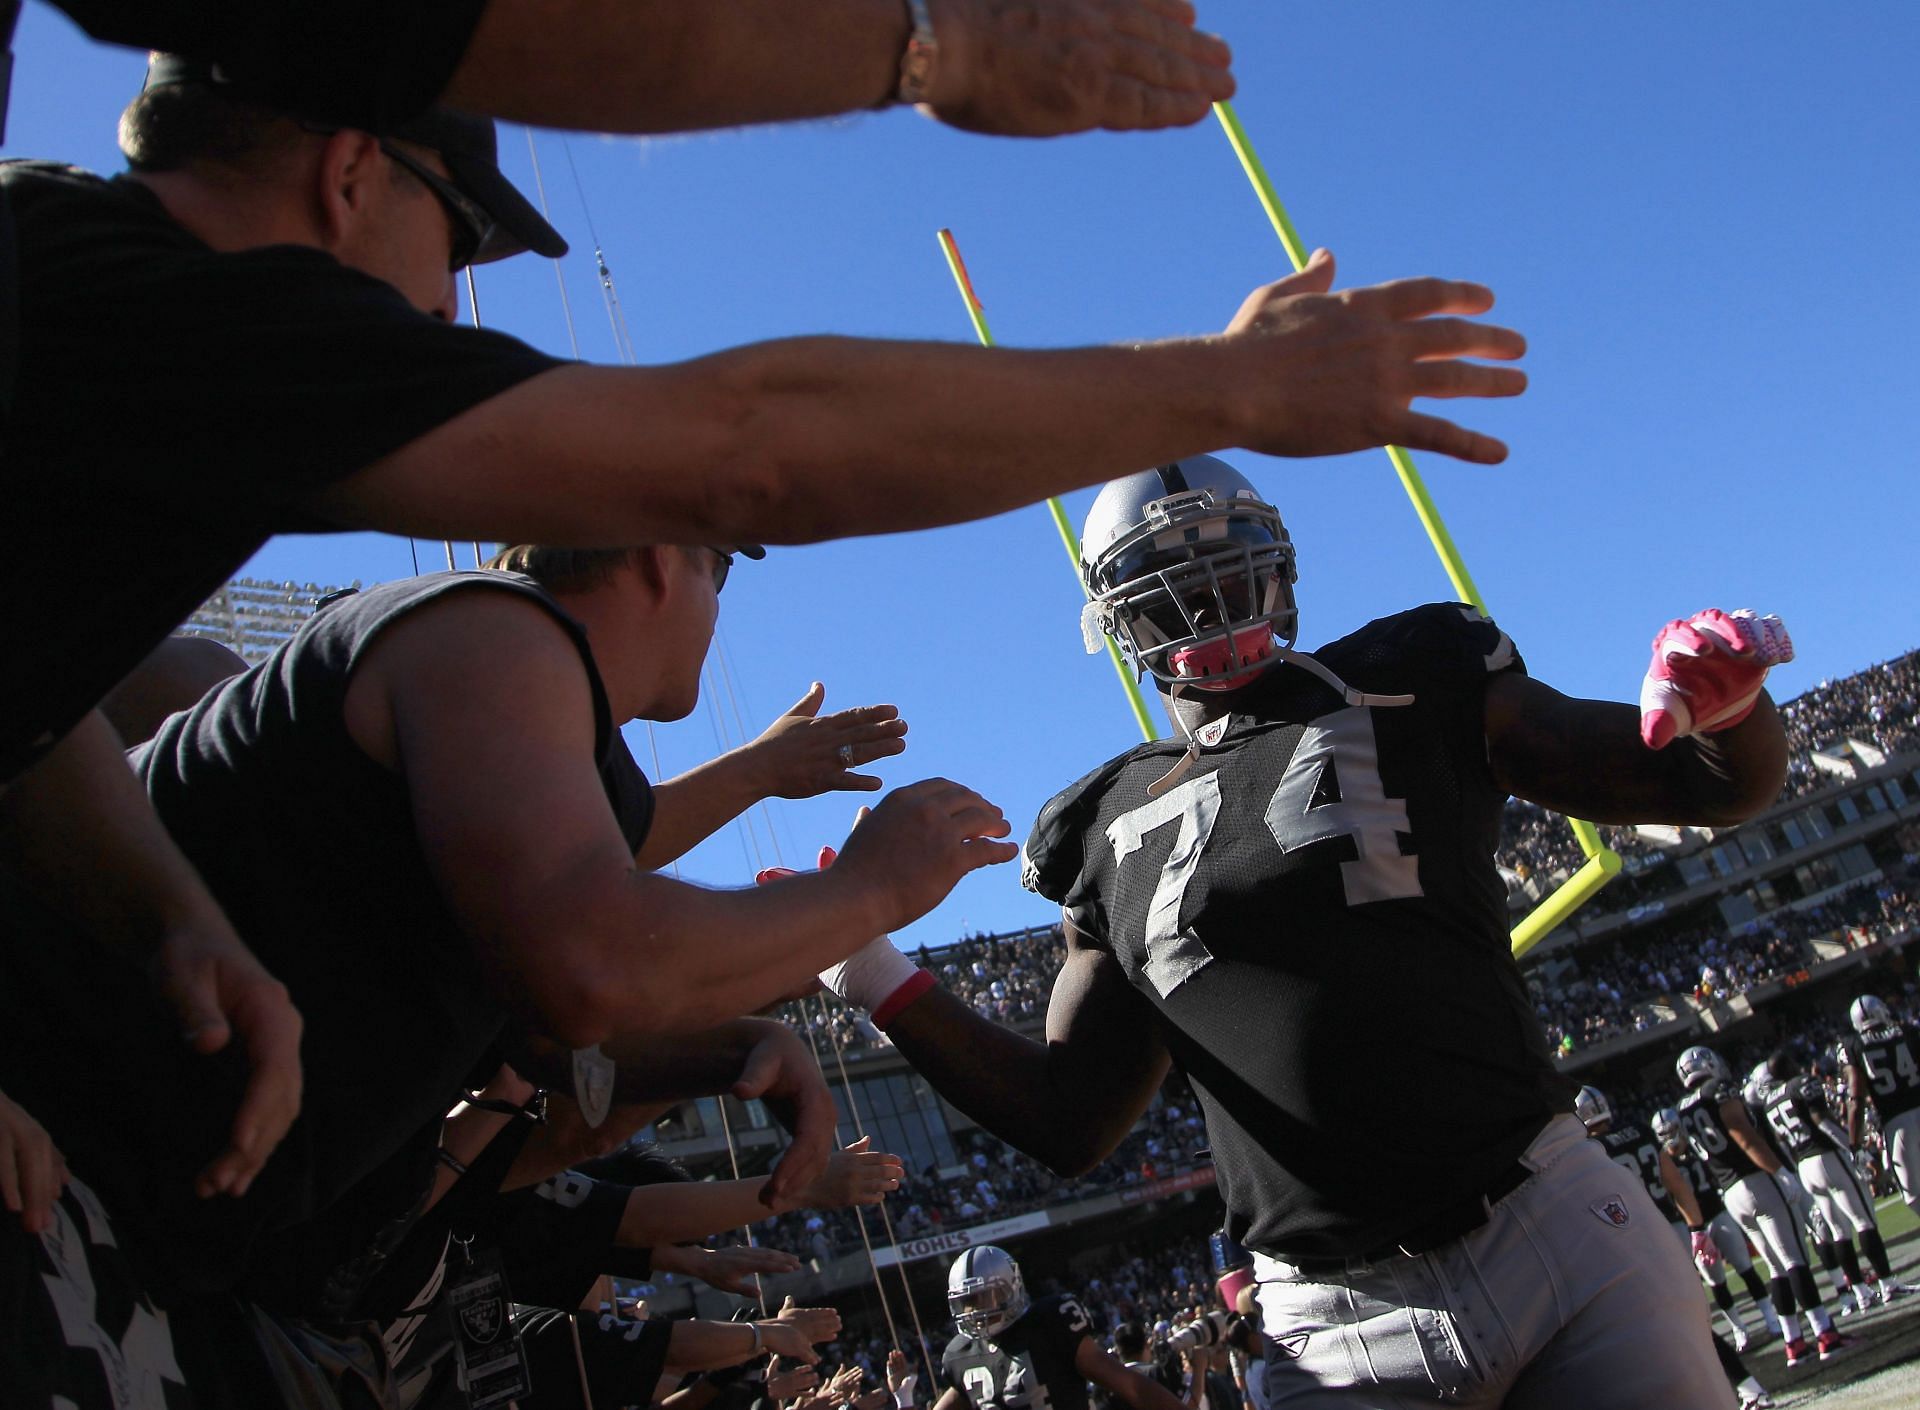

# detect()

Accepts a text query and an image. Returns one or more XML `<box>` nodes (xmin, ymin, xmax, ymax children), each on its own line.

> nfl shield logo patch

<box><xmin>1590</xmin><ymin>1195</ymin><xmax>1632</xmax><ymax>1228</ymax></box>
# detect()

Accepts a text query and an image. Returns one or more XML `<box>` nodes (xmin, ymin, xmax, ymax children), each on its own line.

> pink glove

<box><xmin>1639</xmin><ymin>609</ymin><xmax>1793</xmax><ymax>749</ymax></box>
<box><xmin>1690</xmin><ymin>1229</ymin><xmax>1721</xmax><ymax>1268</ymax></box>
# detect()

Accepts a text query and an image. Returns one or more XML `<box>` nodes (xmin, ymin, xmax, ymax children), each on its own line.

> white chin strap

<box><xmin>1148</xmin><ymin>650</ymin><xmax>1412</xmax><ymax>799</ymax></box>
<box><xmin>1270</xmin><ymin>647</ymin><xmax>1414</xmax><ymax>709</ymax></box>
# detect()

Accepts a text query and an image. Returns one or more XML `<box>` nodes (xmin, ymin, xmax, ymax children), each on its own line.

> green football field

<box><xmin>1726</xmin><ymin>1195</ymin><xmax>1920</xmax><ymax>1408</ymax></box>
<box><xmin>1872</xmin><ymin>1196</ymin><xmax>1918</xmax><ymax>1243</ymax></box>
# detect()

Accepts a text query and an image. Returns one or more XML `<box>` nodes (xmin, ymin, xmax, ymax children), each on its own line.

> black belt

<box><xmin>1282</xmin><ymin>1159</ymin><xmax>1534</xmax><ymax>1277</ymax></box>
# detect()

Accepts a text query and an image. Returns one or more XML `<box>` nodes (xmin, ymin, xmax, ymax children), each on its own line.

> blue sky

<box><xmin>11</xmin><ymin>2</ymin><xmax>1918</xmax><ymax>946</ymax></box>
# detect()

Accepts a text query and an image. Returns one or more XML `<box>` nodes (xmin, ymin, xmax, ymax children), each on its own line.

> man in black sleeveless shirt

<box><xmin>798</xmin><ymin>460</ymin><xmax>1791</xmax><ymax>1407</ymax></box>
<box><xmin>0</xmin><ymin>544</ymin><xmax>1015</xmax><ymax>1401</ymax></box>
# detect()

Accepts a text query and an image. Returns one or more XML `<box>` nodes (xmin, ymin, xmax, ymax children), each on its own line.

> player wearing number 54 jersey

<box><xmin>935</xmin><ymin>1247</ymin><xmax>1191</xmax><ymax>1410</ymax></box>
<box><xmin>813</xmin><ymin>459</ymin><xmax>1791</xmax><ymax>1408</ymax></box>
<box><xmin>1841</xmin><ymin>994</ymin><xmax>1920</xmax><ymax>1217</ymax></box>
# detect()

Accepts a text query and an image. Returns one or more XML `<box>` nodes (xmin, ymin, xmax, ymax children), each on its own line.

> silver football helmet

<box><xmin>1079</xmin><ymin>458</ymin><xmax>1298</xmax><ymax>688</ymax></box>
<box><xmin>1574</xmin><ymin>1085</ymin><xmax>1612</xmax><ymax>1131</ymax></box>
<box><xmin>1652</xmin><ymin>1107</ymin><xmax>1683</xmax><ymax>1146</ymax></box>
<box><xmin>1677</xmin><ymin>1045</ymin><xmax>1729</xmax><ymax>1090</ymax></box>
<box><xmin>1743</xmin><ymin>1061</ymin><xmax>1776</xmax><ymax>1108</ymax></box>
<box><xmin>948</xmin><ymin>1245</ymin><xmax>1029</xmax><ymax>1340</ymax></box>
<box><xmin>1851</xmin><ymin>995</ymin><xmax>1894</xmax><ymax>1034</ymax></box>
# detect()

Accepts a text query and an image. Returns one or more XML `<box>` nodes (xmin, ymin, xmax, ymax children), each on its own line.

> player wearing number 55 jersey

<box><xmin>1759</xmin><ymin>1048</ymin><xmax>1910</xmax><ymax>1309</ymax></box>
<box><xmin>936</xmin><ymin>1247</ymin><xmax>1191</xmax><ymax>1410</ymax></box>
<box><xmin>814</xmin><ymin>459</ymin><xmax>1791</xmax><ymax>1408</ymax></box>
<box><xmin>1841</xmin><ymin>994</ymin><xmax>1920</xmax><ymax>1217</ymax></box>
<box><xmin>1675</xmin><ymin>1046</ymin><xmax>1849</xmax><ymax>1368</ymax></box>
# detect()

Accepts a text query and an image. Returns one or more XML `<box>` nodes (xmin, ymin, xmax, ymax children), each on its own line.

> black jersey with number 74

<box><xmin>1025</xmin><ymin>604</ymin><xmax>1567</xmax><ymax>1262</ymax></box>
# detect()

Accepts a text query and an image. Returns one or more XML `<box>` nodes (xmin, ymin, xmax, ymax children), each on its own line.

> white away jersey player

<box><xmin>1024</xmin><ymin>604</ymin><xmax>1566</xmax><ymax>1261</ymax></box>
<box><xmin>943</xmin><ymin>1294</ymin><xmax>1094</xmax><ymax>1410</ymax></box>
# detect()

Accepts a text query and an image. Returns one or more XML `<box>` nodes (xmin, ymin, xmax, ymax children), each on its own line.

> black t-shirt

<box><xmin>1024</xmin><ymin>604</ymin><xmax>1563</xmax><ymax>1261</ymax></box>
<box><xmin>0</xmin><ymin>161</ymin><xmax>564</xmax><ymax>780</ymax></box>
<box><xmin>46</xmin><ymin>1</ymin><xmax>489</xmax><ymax>130</ymax></box>
<box><xmin>362</xmin><ymin>1165</ymin><xmax>659</xmax><ymax>1410</ymax></box>
<box><xmin>1597</xmin><ymin>1120</ymin><xmax>1668</xmax><ymax>1215</ymax></box>
<box><xmin>944</xmin><ymin>1294</ymin><xmax>1093</xmax><ymax>1410</ymax></box>
<box><xmin>1842</xmin><ymin>1024</ymin><xmax>1920</xmax><ymax>1123</ymax></box>
<box><xmin>1677</xmin><ymin>1081</ymin><xmax>1766</xmax><ymax>1193</ymax></box>
<box><xmin>514</xmin><ymin>1308</ymin><xmax>673</xmax><ymax>1410</ymax></box>
<box><xmin>486</xmin><ymin>1169</ymin><xmax>656</xmax><ymax>1310</ymax></box>
<box><xmin>0</xmin><ymin>571</ymin><xmax>649</xmax><ymax>1293</ymax></box>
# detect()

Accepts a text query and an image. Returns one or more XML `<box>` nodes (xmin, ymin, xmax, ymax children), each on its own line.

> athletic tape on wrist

<box><xmin>871</xmin><ymin>968</ymin><xmax>937</xmax><ymax>1028</ymax></box>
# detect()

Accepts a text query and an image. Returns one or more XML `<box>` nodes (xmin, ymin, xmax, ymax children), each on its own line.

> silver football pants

<box><xmin>1253</xmin><ymin>1115</ymin><xmax>1731</xmax><ymax>1409</ymax></box>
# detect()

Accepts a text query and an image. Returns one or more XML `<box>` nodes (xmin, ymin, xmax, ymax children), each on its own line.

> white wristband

<box><xmin>820</xmin><ymin>932</ymin><xmax>920</xmax><ymax>1014</ymax></box>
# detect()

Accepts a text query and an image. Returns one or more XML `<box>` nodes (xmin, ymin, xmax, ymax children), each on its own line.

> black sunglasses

<box><xmin>709</xmin><ymin>549</ymin><xmax>735</xmax><ymax>593</ymax></box>
<box><xmin>379</xmin><ymin>141</ymin><xmax>492</xmax><ymax>271</ymax></box>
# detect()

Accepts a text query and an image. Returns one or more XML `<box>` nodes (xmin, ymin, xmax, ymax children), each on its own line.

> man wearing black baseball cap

<box><xmin>139</xmin><ymin>52</ymin><xmax>566</xmax><ymax>268</ymax></box>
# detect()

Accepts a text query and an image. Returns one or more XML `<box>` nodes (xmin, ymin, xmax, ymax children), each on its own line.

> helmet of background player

<box><xmin>1574</xmin><ymin>1085</ymin><xmax>1612</xmax><ymax>1132</ymax></box>
<box><xmin>1851</xmin><ymin>995</ymin><xmax>1893</xmax><ymax>1034</ymax></box>
<box><xmin>1652</xmin><ymin>1106</ymin><xmax>1682</xmax><ymax>1146</ymax></box>
<box><xmin>1078</xmin><ymin>458</ymin><xmax>1298</xmax><ymax>690</ymax></box>
<box><xmin>1742</xmin><ymin>1061</ymin><xmax>1775</xmax><ymax>1107</ymax></box>
<box><xmin>1676</xmin><ymin>1045</ymin><xmax>1728</xmax><ymax>1090</ymax></box>
<box><xmin>948</xmin><ymin>1245</ymin><xmax>1030</xmax><ymax>1340</ymax></box>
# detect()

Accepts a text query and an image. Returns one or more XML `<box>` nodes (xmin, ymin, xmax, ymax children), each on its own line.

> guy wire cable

<box><xmin>535</xmin><ymin>140</ymin><xmax>681</xmax><ymax>804</ymax></box>
<box><xmin>810</xmin><ymin>989</ymin><xmax>941</xmax><ymax>1382</ymax></box>
<box><xmin>710</xmin><ymin>641</ymin><xmax>938</xmax><ymax>1378</ymax></box>
<box><xmin>524</xmin><ymin>129</ymin><xmax>585</xmax><ymax>360</ymax></box>
<box><xmin>561</xmin><ymin>135</ymin><xmax>639</xmax><ymax>364</ymax></box>
<box><xmin>700</xmin><ymin>659</ymin><xmax>912</xmax><ymax>1361</ymax></box>
<box><xmin>548</xmin><ymin>146</ymin><xmax>925</xmax><ymax>1363</ymax></box>
<box><xmin>791</xmin><ymin>994</ymin><xmax>906</xmax><ymax>1358</ymax></box>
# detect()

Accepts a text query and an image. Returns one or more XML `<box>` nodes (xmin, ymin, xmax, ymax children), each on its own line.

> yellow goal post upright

<box><xmin>1211</xmin><ymin>99</ymin><xmax>1618</xmax><ymax>958</ymax></box>
<box><xmin>932</xmin><ymin>104</ymin><xmax>1618</xmax><ymax>959</ymax></box>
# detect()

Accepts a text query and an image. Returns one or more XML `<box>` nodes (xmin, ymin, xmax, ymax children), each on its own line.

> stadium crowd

<box><xmin>744</xmin><ymin>855</ymin><xmax>1919</xmax><ymax>1274</ymax></box>
<box><xmin>0</xmin><ymin>7</ymin><xmax>1906</xmax><ymax>1410</ymax></box>
<box><xmin>749</xmin><ymin>1078</ymin><xmax>1209</xmax><ymax>1265</ymax></box>
<box><xmin>686</xmin><ymin>1224</ymin><xmax>1243</xmax><ymax>1410</ymax></box>
<box><xmin>1494</xmin><ymin>648</ymin><xmax>1918</xmax><ymax>884</ymax></box>
<box><xmin>1779</xmin><ymin>650</ymin><xmax>1920</xmax><ymax>798</ymax></box>
<box><xmin>1530</xmin><ymin>870</ymin><xmax>1918</xmax><ymax>1055</ymax></box>
<box><xmin>803</xmin><ymin>857</ymin><xmax>1917</xmax><ymax>1074</ymax></box>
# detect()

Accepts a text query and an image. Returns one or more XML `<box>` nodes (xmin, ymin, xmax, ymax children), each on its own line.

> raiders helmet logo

<box><xmin>1589</xmin><ymin>1196</ymin><xmax>1632</xmax><ymax>1228</ymax></box>
<box><xmin>460</xmin><ymin>1295</ymin><xmax>505</xmax><ymax>1344</ymax></box>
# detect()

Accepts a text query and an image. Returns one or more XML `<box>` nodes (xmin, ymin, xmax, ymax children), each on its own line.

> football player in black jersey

<box><xmin>1841</xmin><ymin>994</ymin><xmax>1920</xmax><ymax>1217</ymax></box>
<box><xmin>1675</xmin><ymin>1046</ymin><xmax>1852</xmax><ymax>1367</ymax></box>
<box><xmin>805</xmin><ymin>459</ymin><xmax>1793</xmax><ymax>1407</ymax></box>
<box><xmin>935</xmin><ymin>1246</ymin><xmax>1191</xmax><ymax>1410</ymax></box>
<box><xmin>1577</xmin><ymin>1085</ymin><xmax>1775</xmax><ymax>1408</ymax></box>
<box><xmin>1758</xmin><ymin>1049</ymin><xmax>1911</xmax><ymax>1310</ymax></box>
<box><xmin>1578</xmin><ymin>1086</ymin><xmax>1764</xmax><ymax>1354</ymax></box>
<box><xmin>1652</xmin><ymin>1105</ymin><xmax>1780</xmax><ymax>1346</ymax></box>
